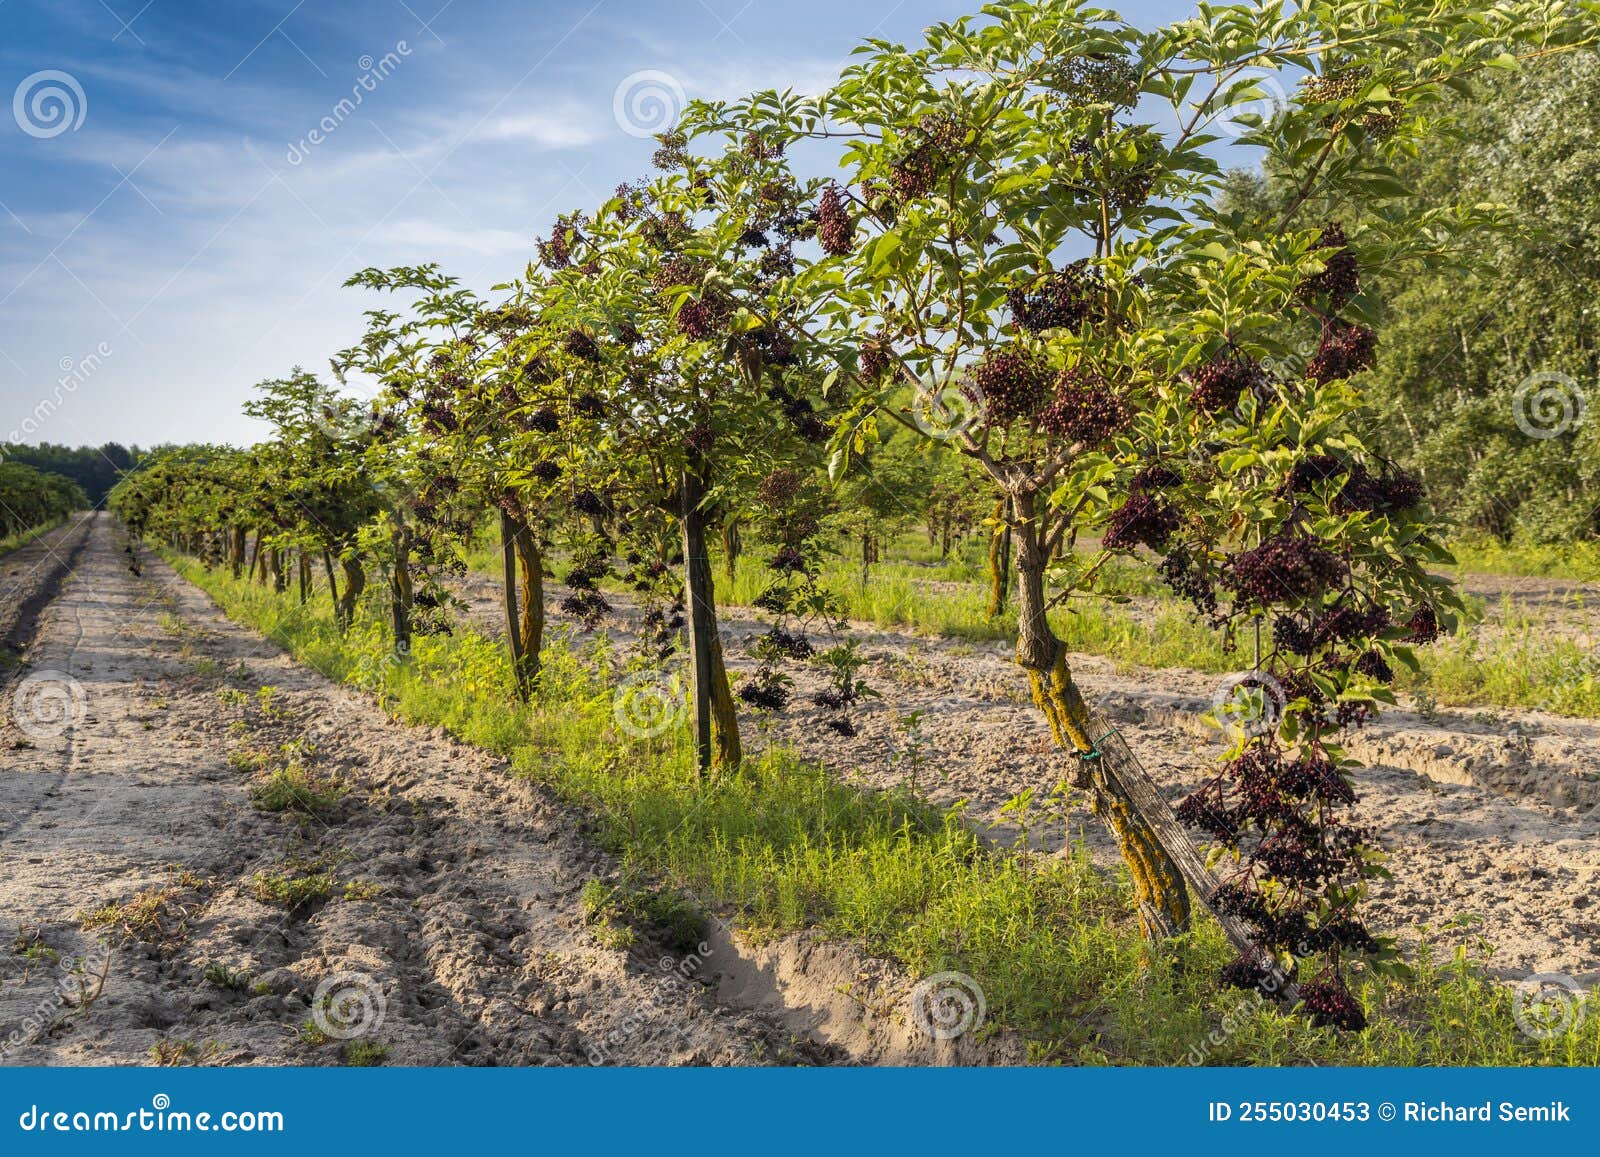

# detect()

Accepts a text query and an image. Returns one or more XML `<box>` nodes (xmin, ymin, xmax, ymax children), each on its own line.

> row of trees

<box><xmin>1</xmin><ymin>443</ymin><xmax>139</xmax><ymax>508</ymax></box>
<box><xmin>111</xmin><ymin>0</ymin><xmax>1599</xmax><ymax>1026</ymax></box>
<box><xmin>0</xmin><ymin>461</ymin><xmax>86</xmax><ymax>539</ymax></box>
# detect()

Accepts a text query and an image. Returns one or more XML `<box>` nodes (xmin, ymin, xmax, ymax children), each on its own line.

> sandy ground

<box><xmin>455</xmin><ymin>566</ymin><xmax>1600</xmax><ymax>983</ymax></box>
<box><xmin>0</xmin><ymin>515</ymin><xmax>829</xmax><ymax>1066</ymax></box>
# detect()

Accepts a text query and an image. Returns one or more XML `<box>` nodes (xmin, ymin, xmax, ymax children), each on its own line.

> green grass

<box><xmin>166</xmin><ymin>549</ymin><xmax>1600</xmax><ymax>1066</ymax></box>
<box><xmin>0</xmin><ymin>515</ymin><xmax>69</xmax><ymax>559</ymax></box>
<box><xmin>1446</xmin><ymin>537</ymin><xmax>1600</xmax><ymax>581</ymax></box>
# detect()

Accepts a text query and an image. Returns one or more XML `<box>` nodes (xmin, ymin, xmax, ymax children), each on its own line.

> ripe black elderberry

<box><xmin>563</xmin><ymin>329</ymin><xmax>601</xmax><ymax>364</ymax></box>
<box><xmin>1300</xmin><ymin>222</ymin><xmax>1359</xmax><ymax>310</ymax></box>
<box><xmin>1226</xmin><ymin>533</ymin><xmax>1346</xmax><ymax>604</ymax></box>
<box><xmin>572</xmin><ymin>392</ymin><xmax>606</xmax><ymax>419</ymax></box>
<box><xmin>1006</xmin><ymin>263</ymin><xmax>1105</xmax><ymax>334</ymax></box>
<box><xmin>817</xmin><ymin>185</ymin><xmax>855</xmax><ymax>256</ymax></box>
<box><xmin>675</xmin><ymin>296</ymin><xmax>728</xmax><ymax>341</ymax></box>
<box><xmin>1307</xmin><ymin>322</ymin><xmax>1377</xmax><ymax>384</ymax></box>
<box><xmin>859</xmin><ymin>341</ymin><xmax>891</xmax><ymax>381</ymax></box>
<box><xmin>1299</xmin><ymin>977</ymin><xmax>1366</xmax><ymax>1032</ymax></box>
<box><xmin>1103</xmin><ymin>492</ymin><xmax>1180</xmax><ymax>552</ymax></box>
<box><xmin>969</xmin><ymin>346</ymin><xmax>1051</xmax><ymax>423</ymax></box>
<box><xmin>1038</xmin><ymin>369</ymin><xmax>1129</xmax><ymax>442</ymax></box>
<box><xmin>1405</xmin><ymin>605</ymin><xmax>1440</xmax><ymax>644</ymax></box>
<box><xmin>525</xmin><ymin>407</ymin><xmax>561</xmax><ymax>434</ymax></box>
<box><xmin>1129</xmin><ymin>464</ymin><xmax>1182</xmax><ymax>494</ymax></box>
<box><xmin>1189</xmin><ymin>353</ymin><xmax>1267</xmax><ymax>413</ymax></box>
<box><xmin>684</xmin><ymin>424</ymin><xmax>716</xmax><ymax>456</ymax></box>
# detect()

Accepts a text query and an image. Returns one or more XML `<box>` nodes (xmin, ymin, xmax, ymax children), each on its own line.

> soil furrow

<box><xmin>1</xmin><ymin>515</ymin><xmax>823</xmax><ymax>1066</ymax></box>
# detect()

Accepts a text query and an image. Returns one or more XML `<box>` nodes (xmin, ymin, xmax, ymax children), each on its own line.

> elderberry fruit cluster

<box><xmin>1037</xmin><ymin>368</ymin><xmax>1129</xmax><ymax>442</ymax></box>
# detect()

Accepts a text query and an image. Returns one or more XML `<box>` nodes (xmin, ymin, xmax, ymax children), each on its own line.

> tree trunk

<box><xmin>230</xmin><ymin>527</ymin><xmax>246</xmax><ymax>580</ymax></box>
<box><xmin>298</xmin><ymin>551</ymin><xmax>310</xmax><ymax>605</ymax></box>
<box><xmin>987</xmin><ymin>499</ymin><xmax>1011</xmax><ymax>618</ymax></box>
<box><xmin>512</xmin><ymin>514</ymin><xmax>545</xmax><ymax>690</ymax></box>
<box><xmin>1010</xmin><ymin>489</ymin><xmax>1190</xmax><ymax>943</ymax></box>
<box><xmin>270</xmin><ymin>547</ymin><xmax>288</xmax><ymax>593</ymax></box>
<box><xmin>389</xmin><ymin>520</ymin><xmax>413</xmax><ymax>657</ymax></box>
<box><xmin>681</xmin><ymin>467</ymin><xmax>741</xmax><ymax>775</ymax></box>
<box><xmin>721</xmin><ymin>521</ymin><xmax>741</xmax><ymax>584</ymax></box>
<box><xmin>336</xmin><ymin>558</ymin><xmax>365</xmax><ymax>633</ymax></box>
<box><xmin>500</xmin><ymin>509</ymin><xmax>529</xmax><ymax>700</ymax></box>
<box><xmin>861</xmin><ymin>531</ymin><xmax>872</xmax><ymax>590</ymax></box>
<box><xmin>323</xmin><ymin>551</ymin><xmax>340</xmax><ymax>621</ymax></box>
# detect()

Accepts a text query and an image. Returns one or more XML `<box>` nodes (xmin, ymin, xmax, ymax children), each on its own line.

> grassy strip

<box><xmin>0</xmin><ymin>515</ymin><xmax>69</xmax><ymax>560</ymax></box>
<box><xmin>172</xmin><ymin>553</ymin><xmax>1600</xmax><ymax>1066</ymax></box>
<box><xmin>469</xmin><ymin>523</ymin><xmax>1600</xmax><ymax>718</ymax></box>
<box><xmin>1447</xmin><ymin>538</ymin><xmax>1600</xmax><ymax>580</ymax></box>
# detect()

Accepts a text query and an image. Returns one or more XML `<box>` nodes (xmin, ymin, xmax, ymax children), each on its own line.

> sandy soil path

<box><xmin>0</xmin><ymin>515</ymin><xmax>820</xmax><ymax>1066</ymax></box>
<box><xmin>455</xmin><ymin>568</ymin><xmax>1600</xmax><ymax>982</ymax></box>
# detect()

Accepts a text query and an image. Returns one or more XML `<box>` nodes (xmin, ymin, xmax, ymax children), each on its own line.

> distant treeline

<box><xmin>0</xmin><ymin>442</ymin><xmax>141</xmax><ymax>507</ymax></box>
<box><xmin>0</xmin><ymin>461</ymin><xmax>86</xmax><ymax>539</ymax></box>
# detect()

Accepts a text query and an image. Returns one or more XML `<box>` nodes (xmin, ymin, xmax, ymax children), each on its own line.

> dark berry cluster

<box><xmin>684</xmin><ymin>423</ymin><xmax>716</xmax><ymax>456</ymax></box>
<box><xmin>1006</xmin><ymin>263</ymin><xmax>1105</xmax><ymax>334</ymax></box>
<box><xmin>1157</xmin><ymin>545</ymin><xmax>1218</xmax><ymax>620</ymax></box>
<box><xmin>859</xmin><ymin>340</ymin><xmax>891</xmax><ymax>381</ymax></box>
<box><xmin>572</xmin><ymin>489</ymin><xmax>609</xmax><ymax>518</ymax></box>
<box><xmin>559</xmin><ymin>590</ymin><xmax>610</xmax><ymax>627</ymax></box>
<box><xmin>1189</xmin><ymin>353</ymin><xmax>1267</xmax><ymax>413</ymax></box>
<box><xmin>1037</xmin><ymin>368</ymin><xmax>1129</xmax><ymax>443</ymax></box>
<box><xmin>524</xmin><ymin>407</ymin><xmax>561</xmax><ymax>433</ymax></box>
<box><xmin>889</xmin><ymin>111</ymin><xmax>968</xmax><ymax>201</ymax></box>
<box><xmin>1103</xmin><ymin>492</ymin><xmax>1180</xmax><ymax>552</ymax></box>
<box><xmin>1300</xmin><ymin>222</ymin><xmax>1359</xmax><ymax>311</ymax></box>
<box><xmin>531</xmin><ymin>460</ymin><xmax>562</xmax><ymax>482</ymax></box>
<box><xmin>1307</xmin><ymin>322</ymin><xmax>1377</xmax><ymax>384</ymax></box>
<box><xmin>1354</xmin><ymin>648</ymin><xmax>1394</xmax><ymax>684</ymax></box>
<box><xmin>1405</xmin><ymin>604</ymin><xmax>1440</xmax><ymax>644</ymax></box>
<box><xmin>816</xmin><ymin>185</ymin><xmax>855</xmax><ymax>256</ymax></box>
<box><xmin>675</xmin><ymin>295</ymin><xmax>730</xmax><ymax>341</ymax></box>
<box><xmin>1225</xmin><ymin>532</ymin><xmax>1346</xmax><ymax>604</ymax></box>
<box><xmin>1333</xmin><ymin>464</ymin><xmax>1424</xmax><ymax>515</ymax></box>
<box><xmin>572</xmin><ymin>392</ymin><xmax>606</xmax><ymax>419</ymax></box>
<box><xmin>737</xmin><ymin>668</ymin><xmax>792</xmax><ymax>711</ymax></box>
<box><xmin>968</xmin><ymin>346</ymin><xmax>1051</xmax><ymax>423</ymax></box>
<box><xmin>1298</xmin><ymin>977</ymin><xmax>1366</xmax><ymax>1032</ymax></box>
<box><xmin>563</xmin><ymin>328</ymin><xmax>601</xmax><ymax>364</ymax></box>
<box><xmin>1130</xmin><ymin>464</ymin><xmax>1183</xmax><ymax>493</ymax></box>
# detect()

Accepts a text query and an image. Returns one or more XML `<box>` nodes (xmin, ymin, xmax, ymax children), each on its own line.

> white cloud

<box><xmin>474</xmin><ymin>108</ymin><xmax>603</xmax><ymax>148</ymax></box>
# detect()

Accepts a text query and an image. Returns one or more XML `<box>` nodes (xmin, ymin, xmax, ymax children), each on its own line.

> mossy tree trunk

<box><xmin>335</xmin><ymin>557</ymin><xmax>365</xmax><ymax>633</ymax></box>
<box><xmin>389</xmin><ymin>519</ymin><xmax>413</xmax><ymax>657</ymax></box>
<box><xmin>1009</xmin><ymin>488</ymin><xmax>1191</xmax><ymax>942</ymax></box>
<box><xmin>681</xmin><ymin>464</ymin><xmax>741</xmax><ymax>776</ymax></box>
<box><xmin>499</xmin><ymin>508</ymin><xmax>529</xmax><ymax>699</ymax></box>
<box><xmin>986</xmin><ymin>498</ymin><xmax>1011</xmax><ymax>618</ymax></box>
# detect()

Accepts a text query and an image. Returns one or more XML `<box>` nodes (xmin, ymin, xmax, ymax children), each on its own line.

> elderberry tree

<box><xmin>685</xmin><ymin>0</ymin><xmax>1599</xmax><ymax>982</ymax></box>
<box><xmin>517</xmin><ymin>113</ymin><xmax>843</xmax><ymax>777</ymax></box>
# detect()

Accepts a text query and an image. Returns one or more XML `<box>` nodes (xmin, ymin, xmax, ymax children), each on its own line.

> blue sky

<box><xmin>1</xmin><ymin>0</ymin><xmax>1200</xmax><ymax>450</ymax></box>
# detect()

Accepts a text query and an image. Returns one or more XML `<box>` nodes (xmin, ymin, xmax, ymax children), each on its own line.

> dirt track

<box><xmin>0</xmin><ymin>515</ymin><xmax>821</xmax><ymax>1066</ymax></box>
<box><xmin>456</xmin><ymin>568</ymin><xmax>1600</xmax><ymax>982</ymax></box>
